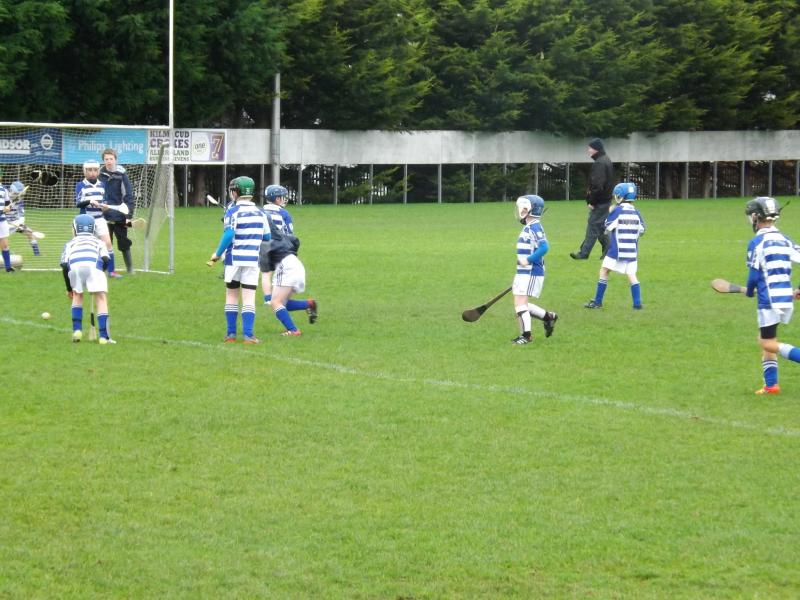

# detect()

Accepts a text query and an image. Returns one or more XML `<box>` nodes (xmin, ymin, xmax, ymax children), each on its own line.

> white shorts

<box><xmin>93</xmin><ymin>217</ymin><xmax>109</xmax><ymax>238</ymax></box>
<box><xmin>758</xmin><ymin>306</ymin><xmax>794</xmax><ymax>328</ymax></box>
<box><xmin>0</xmin><ymin>221</ymin><xmax>8</xmax><ymax>238</ymax></box>
<box><xmin>512</xmin><ymin>273</ymin><xmax>543</xmax><ymax>298</ymax></box>
<box><xmin>224</xmin><ymin>264</ymin><xmax>260</xmax><ymax>287</ymax></box>
<box><xmin>602</xmin><ymin>256</ymin><xmax>638</xmax><ymax>275</ymax></box>
<box><xmin>69</xmin><ymin>265</ymin><xmax>108</xmax><ymax>294</ymax></box>
<box><xmin>273</xmin><ymin>254</ymin><xmax>306</xmax><ymax>293</ymax></box>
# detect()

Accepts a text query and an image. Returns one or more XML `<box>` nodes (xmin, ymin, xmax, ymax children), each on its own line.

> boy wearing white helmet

<box><xmin>585</xmin><ymin>182</ymin><xmax>646</xmax><ymax>310</ymax></box>
<box><xmin>512</xmin><ymin>194</ymin><xmax>558</xmax><ymax>344</ymax></box>
<box><xmin>75</xmin><ymin>159</ymin><xmax>119</xmax><ymax>277</ymax></box>
<box><xmin>5</xmin><ymin>181</ymin><xmax>41</xmax><ymax>256</ymax></box>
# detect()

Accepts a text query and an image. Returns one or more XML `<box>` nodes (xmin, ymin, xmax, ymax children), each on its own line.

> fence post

<box><xmin>369</xmin><ymin>163</ymin><xmax>374</xmax><ymax>205</ymax></box>
<box><xmin>655</xmin><ymin>162</ymin><xmax>660</xmax><ymax>200</ymax></box>
<box><xmin>712</xmin><ymin>162</ymin><xmax>718</xmax><ymax>199</ymax></box>
<box><xmin>297</xmin><ymin>165</ymin><xmax>303</xmax><ymax>205</ymax></box>
<box><xmin>403</xmin><ymin>164</ymin><xmax>408</xmax><ymax>204</ymax></box>
<box><xmin>534</xmin><ymin>163</ymin><xmax>539</xmax><ymax>196</ymax></box>
<box><xmin>334</xmin><ymin>164</ymin><xmax>339</xmax><ymax>205</ymax></box>
<box><xmin>768</xmin><ymin>160</ymin><xmax>773</xmax><ymax>197</ymax></box>
<box><xmin>438</xmin><ymin>164</ymin><xmax>442</xmax><ymax>204</ymax></box>
<box><xmin>470</xmin><ymin>163</ymin><xmax>475</xmax><ymax>203</ymax></box>
<box><xmin>684</xmin><ymin>162</ymin><xmax>689</xmax><ymax>199</ymax></box>
<box><xmin>565</xmin><ymin>163</ymin><xmax>570</xmax><ymax>201</ymax></box>
<box><xmin>740</xmin><ymin>161</ymin><xmax>746</xmax><ymax>197</ymax></box>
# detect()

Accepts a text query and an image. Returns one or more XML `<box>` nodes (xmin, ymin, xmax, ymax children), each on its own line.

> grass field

<box><xmin>3</xmin><ymin>198</ymin><xmax>800</xmax><ymax>598</ymax></box>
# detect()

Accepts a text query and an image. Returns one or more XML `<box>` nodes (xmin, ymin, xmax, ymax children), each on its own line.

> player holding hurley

<box><xmin>512</xmin><ymin>194</ymin><xmax>558</xmax><ymax>344</ymax></box>
<box><xmin>75</xmin><ymin>160</ymin><xmax>121</xmax><ymax>277</ymax></box>
<box><xmin>259</xmin><ymin>184</ymin><xmax>317</xmax><ymax>333</ymax></box>
<box><xmin>743</xmin><ymin>196</ymin><xmax>800</xmax><ymax>395</ymax></box>
<box><xmin>61</xmin><ymin>214</ymin><xmax>114</xmax><ymax>344</ymax></box>
<box><xmin>209</xmin><ymin>176</ymin><xmax>270</xmax><ymax>344</ymax></box>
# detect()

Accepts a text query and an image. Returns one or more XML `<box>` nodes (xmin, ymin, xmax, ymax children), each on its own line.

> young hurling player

<box><xmin>744</xmin><ymin>197</ymin><xmax>800</xmax><ymax>395</ymax></box>
<box><xmin>75</xmin><ymin>160</ymin><xmax>119</xmax><ymax>276</ymax></box>
<box><xmin>61</xmin><ymin>214</ymin><xmax>114</xmax><ymax>344</ymax></box>
<box><xmin>512</xmin><ymin>195</ymin><xmax>558</xmax><ymax>344</ymax></box>
<box><xmin>209</xmin><ymin>176</ymin><xmax>270</xmax><ymax>344</ymax></box>
<box><xmin>0</xmin><ymin>182</ymin><xmax>16</xmax><ymax>271</ymax></box>
<box><xmin>585</xmin><ymin>182</ymin><xmax>646</xmax><ymax>309</ymax></box>
<box><xmin>259</xmin><ymin>184</ymin><xmax>317</xmax><ymax>331</ymax></box>
<box><xmin>5</xmin><ymin>182</ymin><xmax>40</xmax><ymax>256</ymax></box>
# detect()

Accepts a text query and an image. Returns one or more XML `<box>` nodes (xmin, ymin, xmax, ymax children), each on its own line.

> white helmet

<box><xmin>83</xmin><ymin>160</ymin><xmax>100</xmax><ymax>173</ymax></box>
<box><xmin>8</xmin><ymin>181</ymin><xmax>26</xmax><ymax>200</ymax></box>
<box><xmin>515</xmin><ymin>195</ymin><xmax>545</xmax><ymax>223</ymax></box>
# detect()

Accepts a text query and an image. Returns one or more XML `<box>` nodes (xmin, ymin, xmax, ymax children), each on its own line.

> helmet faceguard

<box><xmin>745</xmin><ymin>196</ymin><xmax>781</xmax><ymax>232</ymax></box>
<box><xmin>73</xmin><ymin>214</ymin><xmax>96</xmax><ymax>236</ymax></box>
<box><xmin>515</xmin><ymin>195</ymin><xmax>544</xmax><ymax>223</ymax></box>
<box><xmin>613</xmin><ymin>182</ymin><xmax>637</xmax><ymax>204</ymax></box>
<box><xmin>83</xmin><ymin>160</ymin><xmax>100</xmax><ymax>181</ymax></box>
<box><xmin>264</xmin><ymin>184</ymin><xmax>289</xmax><ymax>205</ymax></box>
<box><xmin>228</xmin><ymin>176</ymin><xmax>256</xmax><ymax>201</ymax></box>
<box><xmin>8</xmin><ymin>181</ymin><xmax>26</xmax><ymax>201</ymax></box>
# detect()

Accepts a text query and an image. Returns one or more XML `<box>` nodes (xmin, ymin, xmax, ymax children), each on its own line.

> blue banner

<box><xmin>0</xmin><ymin>128</ymin><xmax>62</xmax><ymax>164</ymax></box>
<box><xmin>63</xmin><ymin>128</ymin><xmax>148</xmax><ymax>164</ymax></box>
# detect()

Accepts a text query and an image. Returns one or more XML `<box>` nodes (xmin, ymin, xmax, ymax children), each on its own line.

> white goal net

<box><xmin>0</xmin><ymin>122</ymin><xmax>174</xmax><ymax>273</ymax></box>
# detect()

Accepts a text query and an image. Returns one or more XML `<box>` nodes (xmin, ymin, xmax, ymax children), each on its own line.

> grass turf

<box><xmin>2</xmin><ymin>199</ymin><xmax>800</xmax><ymax>598</ymax></box>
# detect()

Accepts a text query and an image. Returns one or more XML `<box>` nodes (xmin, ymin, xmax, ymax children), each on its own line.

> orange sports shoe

<box><xmin>755</xmin><ymin>384</ymin><xmax>781</xmax><ymax>395</ymax></box>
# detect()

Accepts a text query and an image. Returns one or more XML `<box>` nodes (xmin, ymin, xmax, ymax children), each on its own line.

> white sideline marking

<box><xmin>5</xmin><ymin>316</ymin><xmax>800</xmax><ymax>439</ymax></box>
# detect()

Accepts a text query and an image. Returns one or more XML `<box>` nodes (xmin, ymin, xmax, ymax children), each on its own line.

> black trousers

<box><xmin>108</xmin><ymin>221</ymin><xmax>133</xmax><ymax>252</ymax></box>
<box><xmin>578</xmin><ymin>203</ymin><xmax>610</xmax><ymax>258</ymax></box>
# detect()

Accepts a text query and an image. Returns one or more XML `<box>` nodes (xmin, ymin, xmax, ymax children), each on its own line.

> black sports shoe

<box><xmin>584</xmin><ymin>300</ymin><xmax>602</xmax><ymax>309</ymax></box>
<box><xmin>306</xmin><ymin>298</ymin><xmax>318</xmax><ymax>324</ymax></box>
<box><xmin>570</xmin><ymin>252</ymin><xmax>588</xmax><ymax>260</ymax></box>
<box><xmin>543</xmin><ymin>312</ymin><xmax>558</xmax><ymax>337</ymax></box>
<box><xmin>511</xmin><ymin>334</ymin><xmax>532</xmax><ymax>345</ymax></box>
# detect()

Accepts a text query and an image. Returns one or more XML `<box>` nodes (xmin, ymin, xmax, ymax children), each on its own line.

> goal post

<box><xmin>0</xmin><ymin>122</ymin><xmax>175</xmax><ymax>273</ymax></box>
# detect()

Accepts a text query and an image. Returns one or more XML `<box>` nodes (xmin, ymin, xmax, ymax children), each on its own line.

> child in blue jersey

<box><xmin>744</xmin><ymin>196</ymin><xmax>800</xmax><ymax>395</ymax></box>
<box><xmin>259</xmin><ymin>184</ymin><xmax>317</xmax><ymax>333</ymax></box>
<box><xmin>512</xmin><ymin>195</ymin><xmax>558</xmax><ymax>344</ymax></box>
<box><xmin>209</xmin><ymin>176</ymin><xmax>270</xmax><ymax>344</ymax></box>
<box><xmin>5</xmin><ymin>181</ymin><xmax>40</xmax><ymax>256</ymax></box>
<box><xmin>75</xmin><ymin>160</ymin><xmax>119</xmax><ymax>276</ymax></box>
<box><xmin>60</xmin><ymin>214</ymin><xmax>114</xmax><ymax>343</ymax></box>
<box><xmin>0</xmin><ymin>182</ymin><xmax>16</xmax><ymax>271</ymax></box>
<box><xmin>585</xmin><ymin>182</ymin><xmax>646</xmax><ymax>309</ymax></box>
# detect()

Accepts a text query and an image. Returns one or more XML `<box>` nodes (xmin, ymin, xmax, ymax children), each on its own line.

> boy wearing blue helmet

<box><xmin>585</xmin><ymin>182</ymin><xmax>646</xmax><ymax>309</ymax></box>
<box><xmin>512</xmin><ymin>194</ymin><xmax>558</xmax><ymax>344</ymax></box>
<box><xmin>60</xmin><ymin>214</ymin><xmax>114</xmax><ymax>343</ymax></box>
<box><xmin>259</xmin><ymin>184</ymin><xmax>317</xmax><ymax>335</ymax></box>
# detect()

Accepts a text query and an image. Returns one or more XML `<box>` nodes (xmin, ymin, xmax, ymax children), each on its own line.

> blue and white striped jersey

<box><xmin>605</xmin><ymin>203</ymin><xmax>645</xmax><ymax>261</ymax></box>
<box><xmin>223</xmin><ymin>201</ymin><xmax>269</xmax><ymax>267</ymax></box>
<box><xmin>61</xmin><ymin>233</ymin><xmax>109</xmax><ymax>269</ymax></box>
<box><xmin>516</xmin><ymin>219</ymin><xmax>546</xmax><ymax>276</ymax></box>
<box><xmin>263</xmin><ymin>203</ymin><xmax>294</xmax><ymax>235</ymax></box>
<box><xmin>746</xmin><ymin>226</ymin><xmax>800</xmax><ymax>310</ymax></box>
<box><xmin>0</xmin><ymin>185</ymin><xmax>7</xmax><ymax>223</ymax></box>
<box><xmin>75</xmin><ymin>179</ymin><xmax>106</xmax><ymax>218</ymax></box>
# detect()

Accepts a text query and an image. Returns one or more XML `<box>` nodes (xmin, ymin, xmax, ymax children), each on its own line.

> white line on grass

<box><xmin>7</xmin><ymin>316</ymin><xmax>800</xmax><ymax>439</ymax></box>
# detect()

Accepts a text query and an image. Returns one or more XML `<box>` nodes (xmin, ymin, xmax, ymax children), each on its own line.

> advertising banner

<box><xmin>64</xmin><ymin>128</ymin><xmax>148</xmax><ymax>164</ymax></box>
<box><xmin>148</xmin><ymin>129</ymin><xmax>226</xmax><ymax>164</ymax></box>
<box><xmin>0</xmin><ymin>128</ymin><xmax>62</xmax><ymax>164</ymax></box>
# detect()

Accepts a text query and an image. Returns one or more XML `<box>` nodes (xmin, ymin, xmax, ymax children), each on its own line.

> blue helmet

<box><xmin>516</xmin><ymin>194</ymin><xmax>545</xmax><ymax>222</ymax></box>
<box><xmin>73</xmin><ymin>214</ymin><xmax>96</xmax><ymax>235</ymax></box>
<box><xmin>264</xmin><ymin>184</ymin><xmax>288</xmax><ymax>203</ymax></box>
<box><xmin>613</xmin><ymin>182</ymin><xmax>637</xmax><ymax>202</ymax></box>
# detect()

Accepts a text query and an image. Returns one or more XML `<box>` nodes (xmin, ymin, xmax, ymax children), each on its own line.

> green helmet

<box><xmin>228</xmin><ymin>176</ymin><xmax>255</xmax><ymax>197</ymax></box>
